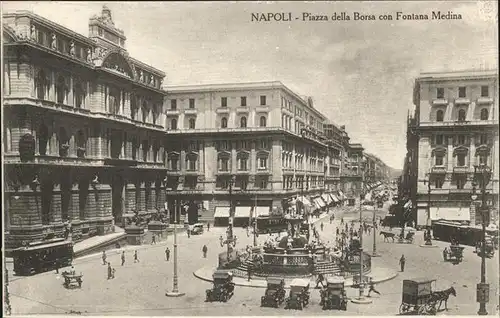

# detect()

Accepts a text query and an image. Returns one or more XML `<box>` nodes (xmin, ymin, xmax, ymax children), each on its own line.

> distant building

<box><xmin>412</xmin><ymin>69</ymin><xmax>499</xmax><ymax>227</ymax></box>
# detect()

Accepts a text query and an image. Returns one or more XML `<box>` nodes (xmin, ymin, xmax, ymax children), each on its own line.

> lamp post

<box><xmin>473</xmin><ymin>165</ymin><xmax>490</xmax><ymax>315</ymax></box>
<box><xmin>419</xmin><ymin>176</ymin><xmax>435</xmax><ymax>247</ymax></box>
<box><xmin>166</xmin><ymin>199</ymin><xmax>185</xmax><ymax>297</ymax></box>
<box><xmin>252</xmin><ymin>194</ymin><xmax>258</xmax><ymax>247</ymax></box>
<box><xmin>372</xmin><ymin>195</ymin><xmax>380</xmax><ymax>257</ymax></box>
<box><xmin>220</xmin><ymin>176</ymin><xmax>237</xmax><ymax>263</ymax></box>
<box><xmin>352</xmin><ymin>160</ymin><xmax>372</xmax><ymax>304</ymax></box>
<box><xmin>4</xmin><ymin>261</ymin><xmax>11</xmax><ymax>315</ymax></box>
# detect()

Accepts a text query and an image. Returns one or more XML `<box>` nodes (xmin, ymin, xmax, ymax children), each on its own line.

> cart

<box><xmin>285</xmin><ymin>278</ymin><xmax>310</xmax><ymax>310</ymax></box>
<box><xmin>62</xmin><ymin>271</ymin><xmax>83</xmax><ymax>288</ymax></box>
<box><xmin>261</xmin><ymin>277</ymin><xmax>286</xmax><ymax>308</ymax></box>
<box><xmin>475</xmin><ymin>236</ymin><xmax>495</xmax><ymax>258</ymax></box>
<box><xmin>320</xmin><ymin>277</ymin><xmax>347</xmax><ymax>310</ymax></box>
<box><xmin>443</xmin><ymin>245</ymin><xmax>464</xmax><ymax>263</ymax></box>
<box><xmin>398</xmin><ymin>229</ymin><xmax>415</xmax><ymax>244</ymax></box>
<box><xmin>399</xmin><ymin>278</ymin><xmax>437</xmax><ymax>315</ymax></box>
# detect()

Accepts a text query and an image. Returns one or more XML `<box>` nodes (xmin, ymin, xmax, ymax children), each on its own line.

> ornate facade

<box><xmin>3</xmin><ymin>7</ymin><xmax>166</xmax><ymax>248</ymax></box>
<box><xmin>413</xmin><ymin>70</ymin><xmax>499</xmax><ymax>226</ymax></box>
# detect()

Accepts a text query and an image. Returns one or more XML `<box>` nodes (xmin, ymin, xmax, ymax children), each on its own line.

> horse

<box><xmin>380</xmin><ymin>231</ymin><xmax>396</xmax><ymax>242</ymax></box>
<box><xmin>430</xmin><ymin>287</ymin><xmax>457</xmax><ymax>311</ymax></box>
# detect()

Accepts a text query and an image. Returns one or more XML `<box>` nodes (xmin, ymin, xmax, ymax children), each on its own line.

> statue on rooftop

<box><xmin>69</xmin><ymin>41</ymin><xmax>75</xmax><ymax>56</ymax></box>
<box><xmin>51</xmin><ymin>33</ymin><xmax>57</xmax><ymax>50</ymax></box>
<box><xmin>30</xmin><ymin>25</ymin><xmax>37</xmax><ymax>41</ymax></box>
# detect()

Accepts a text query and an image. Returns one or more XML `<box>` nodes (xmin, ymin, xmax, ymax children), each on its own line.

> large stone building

<box><xmin>3</xmin><ymin>7</ymin><xmax>167</xmax><ymax>248</ymax></box>
<box><xmin>163</xmin><ymin>82</ymin><xmax>331</xmax><ymax>223</ymax></box>
<box><xmin>412</xmin><ymin>70</ymin><xmax>499</xmax><ymax>227</ymax></box>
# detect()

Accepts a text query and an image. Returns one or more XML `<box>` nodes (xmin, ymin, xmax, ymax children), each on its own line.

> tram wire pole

<box><xmin>166</xmin><ymin>199</ymin><xmax>184</xmax><ymax>297</ymax></box>
<box><xmin>474</xmin><ymin>165</ymin><xmax>489</xmax><ymax>315</ymax></box>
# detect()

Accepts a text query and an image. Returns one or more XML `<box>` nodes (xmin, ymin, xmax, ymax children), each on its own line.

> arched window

<box><xmin>189</xmin><ymin>118</ymin><xmax>196</xmax><ymax>129</ymax></box>
<box><xmin>58</xmin><ymin>127</ymin><xmax>69</xmax><ymax>157</ymax></box>
<box><xmin>240</xmin><ymin>116</ymin><xmax>247</xmax><ymax>128</ymax></box>
<box><xmin>35</xmin><ymin>69</ymin><xmax>49</xmax><ymax>100</ymax></box>
<box><xmin>109</xmin><ymin>86</ymin><xmax>121</xmax><ymax>115</ymax></box>
<box><xmin>221</xmin><ymin>117</ymin><xmax>228</xmax><ymax>128</ymax></box>
<box><xmin>458</xmin><ymin>109</ymin><xmax>466</xmax><ymax>121</ymax></box>
<box><xmin>260</xmin><ymin>116</ymin><xmax>267</xmax><ymax>127</ymax></box>
<box><xmin>480</xmin><ymin>108</ymin><xmax>489</xmax><ymax>120</ymax></box>
<box><xmin>171</xmin><ymin>118</ymin><xmax>177</xmax><ymax>130</ymax></box>
<box><xmin>38</xmin><ymin>124</ymin><xmax>49</xmax><ymax>156</ymax></box>
<box><xmin>436</xmin><ymin>110</ymin><xmax>444</xmax><ymax>122</ymax></box>
<box><xmin>73</xmin><ymin>79</ymin><xmax>85</xmax><ymax>108</ymax></box>
<box><xmin>56</xmin><ymin>75</ymin><xmax>67</xmax><ymax>104</ymax></box>
<box><xmin>76</xmin><ymin>130</ymin><xmax>86</xmax><ymax>158</ymax></box>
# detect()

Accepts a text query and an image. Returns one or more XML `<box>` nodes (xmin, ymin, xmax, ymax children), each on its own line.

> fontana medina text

<box><xmin>250</xmin><ymin>11</ymin><xmax>463</xmax><ymax>22</ymax></box>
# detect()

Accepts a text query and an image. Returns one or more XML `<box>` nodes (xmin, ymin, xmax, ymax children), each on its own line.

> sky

<box><xmin>2</xmin><ymin>1</ymin><xmax>498</xmax><ymax>169</ymax></box>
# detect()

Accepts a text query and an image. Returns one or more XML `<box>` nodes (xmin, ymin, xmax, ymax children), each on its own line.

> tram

<box><xmin>12</xmin><ymin>238</ymin><xmax>73</xmax><ymax>276</ymax></box>
<box><xmin>255</xmin><ymin>216</ymin><xmax>289</xmax><ymax>234</ymax></box>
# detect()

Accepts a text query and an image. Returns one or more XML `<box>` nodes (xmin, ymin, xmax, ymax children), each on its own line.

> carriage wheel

<box><xmin>426</xmin><ymin>302</ymin><xmax>437</xmax><ymax>315</ymax></box>
<box><xmin>417</xmin><ymin>305</ymin><xmax>427</xmax><ymax>315</ymax></box>
<box><xmin>399</xmin><ymin>303</ymin><xmax>409</xmax><ymax>315</ymax></box>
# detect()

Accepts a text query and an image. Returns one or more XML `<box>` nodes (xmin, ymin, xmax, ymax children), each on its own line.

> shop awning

<box><xmin>255</xmin><ymin>206</ymin><xmax>270</xmax><ymax>217</ymax></box>
<box><xmin>214</xmin><ymin>207</ymin><xmax>230</xmax><ymax>218</ymax></box>
<box><xmin>322</xmin><ymin>194</ymin><xmax>332</xmax><ymax>205</ymax></box>
<box><xmin>234</xmin><ymin>206</ymin><xmax>252</xmax><ymax>218</ymax></box>
<box><xmin>297</xmin><ymin>196</ymin><xmax>312</xmax><ymax>207</ymax></box>
<box><xmin>330</xmin><ymin>194</ymin><xmax>340</xmax><ymax>202</ymax></box>
<box><xmin>317</xmin><ymin>197</ymin><xmax>326</xmax><ymax>207</ymax></box>
<box><xmin>430</xmin><ymin>207</ymin><xmax>470</xmax><ymax>221</ymax></box>
<box><xmin>337</xmin><ymin>191</ymin><xmax>345</xmax><ymax>200</ymax></box>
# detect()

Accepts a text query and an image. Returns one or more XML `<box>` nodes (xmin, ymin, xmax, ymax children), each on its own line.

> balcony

<box><xmin>255</xmin><ymin>105</ymin><xmax>270</xmax><ymax>113</ymax></box>
<box><xmin>473</xmin><ymin>165</ymin><xmax>491</xmax><ymax>174</ymax></box>
<box><xmin>184</xmin><ymin>108</ymin><xmax>197</xmax><ymax>115</ymax></box>
<box><xmin>236</xmin><ymin>107</ymin><xmax>249</xmax><ymax>114</ymax></box>
<box><xmin>449</xmin><ymin>188</ymin><xmax>472</xmax><ymax>194</ymax></box>
<box><xmin>430</xmin><ymin>166</ymin><xmax>447</xmax><ymax>174</ymax></box>
<box><xmin>431</xmin><ymin>188</ymin><xmax>449</xmax><ymax>195</ymax></box>
<box><xmin>453</xmin><ymin>166</ymin><xmax>470</xmax><ymax>174</ymax></box>
<box><xmin>184</xmin><ymin>170</ymin><xmax>199</xmax><ymax>176</ymax></box>
<box><xmin>477</xmin><ymin>97</ymin><xmax>493</xmax><ymax>105</ymax></box>
<box><xmin>216</xmin><ymin>170</ymin><xmax>232</xmax><ymax>175</ymax></box>
<box><xmin>104</xmin><ymin>157</ymin><xmax>138</xmax><ymax>166</ymax></box>
<box><xmin>454</xmin><ymin>98</ymin><xmax>470</xmax><ymax>105</ymax></box>
<box><xmin>165</xmin><ymin>109</ymin><xmax>180</xmax><ymax>116</ymax></box>
<box><xmin>432</xmin><ymin>98</ymin><xmax>448</xmax><ymax>106</ymax></box>
<box><xmin>216</xmin><ymin>107</ymin><xmax>230</xmax><ymax>114</ymax></box>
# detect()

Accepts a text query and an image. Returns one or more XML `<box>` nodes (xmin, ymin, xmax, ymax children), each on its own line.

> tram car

<box><xmin>260</xmin><ymin>277</ymin><xmax>286</xmax><ymax>308</ymax></box>
<box><xmin>432</xmin><ymin>221</ymin><xmax>482</xmax><ymax>246</ymax></box>
<box><xmin>12</xmin><ymin>238</ymin><xmax>73</xmax><ymax>276</ymax></box>
<box><xmin>320</xmin><ymin>277</ymin><xmax>348</xmax><ymax>311</ymax></box>
<box><xmin>205</xmin><ymin>270</ymin><xmax>235</xmax><ymax>302</ymax></box>
<box><xmin>256</xmin><ymin>216</ymin><xmax>289</xmax><ymax>235</ymax></box>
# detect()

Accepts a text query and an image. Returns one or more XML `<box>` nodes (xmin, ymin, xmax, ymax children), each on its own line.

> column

<box><xmin>50</xmin><ymin>70</ymin><xmax>56</xmax><ymax>102</ymax></box>
<box><xmin>447</xmin><ymin>137</ymin><xmax>453</xmax><ymax>171</ymax></box>
<box><xmin>469</xmin><ymin>135</ymin><xmax>476</xmax><ymax>168</ymax></box>
<box><xmin>124</xmin><ymin>92</ymin><xmax>131</xmax><ymax>118</ymax></box>
<box><xmin>231</xmin><ymin>146</ymin><xmax>237</xmax><ymax>174</ymax></box>
<box><xmin>466</xmin><ymin>102</ymin><xmax>476</xmax><ymax>121</ymax></box>
<box><xmin>272</xmin><ymin>138</ymin><xmax>283</xmax><ymax>190</ymax></box>
<box><xmin>68</xmin><ymin>75</ymin><xmax>74</xmax><ymax>107</ymax></box>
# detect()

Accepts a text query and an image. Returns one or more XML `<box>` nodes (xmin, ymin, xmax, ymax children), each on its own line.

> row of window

<box><xmin>434</xmin><ymin>153</ymin><xmax>488</xmax><ymax>166</ymax></box>
<box><xmin>435</xmin><ymin>108</ymin><xmax>489</xmax><ymax>122</ymax></box>
<box><xmin>431</xmin><ymin>176</ymin><xmax>489</xmax><ymax>189</ymax></box>
<box><xmin>168</xmin><ymin>115</ymin><xmax>268</xmax><ymax>130</ymax></box>
<box><xmin>436</xmin><ymin>85</ymin><xmax>490</xmax><ymax>99</ymax></box>
<box><xmin>170</xmin><ymin>95</ymin><xmax>267</xmax><ymax>110</ymax></box>
<box><xmin>434</xmin><ymin>134</ymin><xmax>488</xmax><ymax>146</ymax></box>
<box><xmin>283</xmin><ymin>176</ymin><xmax>325</xmax><ymax>190</ymax></box>
<box><xmin>167</xmin><ymin>156</ymin><xmax>269</xmax><ymax>171</ymax></box>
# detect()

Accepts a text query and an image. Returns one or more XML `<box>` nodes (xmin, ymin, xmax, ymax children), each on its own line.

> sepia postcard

<box><xmin>1</xmin><ymin>1</ymin><xmax>498</xmax><ymax>317</ymax></box>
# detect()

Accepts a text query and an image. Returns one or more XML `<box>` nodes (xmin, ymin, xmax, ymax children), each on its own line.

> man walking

<box><xmin>134</xmin><ymin>250</ymin><xmax>139</xmax><ymax>263</ymax></box>
<box><xmin>102</xmin><ymin>251</ymin><xmax>107</xmax><ymax>265</ymax></box>
<box><xmin>202</xmin><ymin>245</ymin><xmax>208</xmax><ymax>258</ymax></box>
<box><xmin>121</xmin><ymin>251</ymin><xmax>125</xmax><ymax>266</ymax></box>
<box><xmin>367</xmin><ymin>279</ymin><xmax>381</xmax><ymax>297</ymax></box>
<box><xmin>320</xmin><ymin>222</ymin><xmax>324</xmax><ymax>232</ymax></box>
<box><xmin>207</xmin><ymin>222</ymin><xmax>210</xmax><ymax>232</ymax></box>
<box><xmin>151</xmin><ymin>234</ymin><xmax>156</xmax><ymax>245</ymax></box>
<box><xmin>165</xmin><ymin>247</ymin><xmax>170</xmax><ymax>261</ymax></box>
<box><xmin>399</xmin><ymin>254</ymin><xmax>406</xmax><ymax>272</ymax></box>
<box><xmin>107</xmin><ymin>262</ymin><xmax>113</xmax><ymax>279</ymax></box>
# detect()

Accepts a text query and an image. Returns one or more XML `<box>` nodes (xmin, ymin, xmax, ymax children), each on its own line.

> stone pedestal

<box><xmin>148</xmin><ymin>221</ymin><xmax>168</xmax><ymax>240</ymax></box>
<box><xmin>125</xmin><ymin>225</ymin><xmax>145</xmax><ymax>245</ymax></box>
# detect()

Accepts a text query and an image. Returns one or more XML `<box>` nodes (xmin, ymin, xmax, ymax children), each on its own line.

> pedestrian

<box><xmin>134</xmin><ymin>250</ymin><xmax>139</xmax><ymax>263</ymax></box>
<box><xmin>367</xmin><ymin>279</ymin><xmax>381</xmax><ymax>297</ymax></box>
<box><xmin>165</xmin><ymin>247</ymin><xmax>170</xmax><ymax>261</ymax></box>
<box><xmin>320</xmin><ymin>222</ymin><xmax>324</xmax><ymax>232</ymax></box>
<box><xmin>107</xmin><ymin>262</ymin><xmax>112</xmax><ymax>279</ymax></box>
<box><xmin>207</xmin><ymin>222</ymin><xmax>210</xmax><ymax>232</ymax></box>
<box><xmin>151</xmin><ymin>234</ymin><xmax>156</xmax><ymax>245</ymax></box>
<box><xmin>202</xmin><ymin>245</ymin><xmax>208</xmax><ymax>258</ymax></box>
<box><xmin>247</xmin><ymin>262</ymin><xmax>253</xmax><ymax>282</ymax></box>
<box><xmin>315</xmin><ymin>273</ymin><xmax>325</xmax><ymax>289</ymax></box>
<box><xmin>112</xmin><ymin>267</ymin><xmax>116</xmax><ymax>279</ymax></box>
<box><xmin>121</xmin><ymin>251</ymin><xmax>125</xmax><ymax>266</ymax></box>
<box><xmin>399</xmin><ymin>254</ymin><xmax>406</xmax><ymax>272</ymax></box>
<box><xmin>187</xmin><ymin>229</ymin><xmax>191</xmax><ymax>238</ymax></box>
<box><xmin>102</xmin><ymin>251</ymin><xmax>107</xmax><ymax>265</ymax></box>
<box><xmin>336</xmin><ymin>227</ymin><xmax>340</xmax><ymax>236</ymax></box>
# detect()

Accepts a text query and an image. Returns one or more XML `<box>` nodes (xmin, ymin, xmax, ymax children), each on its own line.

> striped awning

<box><xmin>337</xmin><ymin>191</ymin><xmax>346</xmax><ymax>200</ymax></box>
<box><xmin>234</xmin><ymin>206</ymin><xmax>252</xmax><ymax>218</ymax></box>
<box><xmin>330</xmin><ymin>194</ymin><xmax>340</xmax><ymax>202</ymax></box>
<box><xmin>214</xmin><ymin>207</ymin><xmax>230</xmax><ymax>218</ymax></box>
<box><xmin>321</xmin><ymin>194</ymin><xmax>332</xmax><ymax>204</ymax></box>
<box><xmin>317</xmin><ymin>197</ymin><xmax>326</xmax><ymax>208</ymax></box>
<box><xmin>255</xmin><ymin>206</ymin><xmax>270</xmax><ymax>217</ymax></box>
<box><xmin>297</xmin><ymin>196</ymin><xmax>312</xmax><ymax>207</ymax></box>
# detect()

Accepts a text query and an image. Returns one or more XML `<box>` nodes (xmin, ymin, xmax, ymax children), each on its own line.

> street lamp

<box><xmin>419</xmin><ymin>176</ymin><xmax>435</xmax><ymax>247</ymax></box>
<box><xmin>473</xmin><ymin>164</ymin><xmax>490</xmax><ymax>315</ymax></box>
<box><xmin>166</xmin><ymin>197</ymin><xmax>185</xmax><ymax>297</ymax></box>
<box><xmin>221</xmin><ymin>176</ymin><xmax>237</xmax><ymax>263</ymax></box>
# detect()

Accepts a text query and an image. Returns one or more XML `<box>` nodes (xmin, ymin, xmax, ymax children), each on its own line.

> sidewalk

<box><xmin>193</xmin><ymin>260</ymin><xmax>397</xmax><ymax>288</ymax></box>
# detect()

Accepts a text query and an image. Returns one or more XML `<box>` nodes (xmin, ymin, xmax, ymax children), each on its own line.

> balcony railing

<box><xmin>477</xmin><ymin>97</ymin><xmax>493</xmax><ymax>105</ymax></box>
<box><xmin>419</xmin><ymin>120</ymin><xmax>497</xmax><ymax>127</ymax></box>
<box><xmin>216</xmin><ymin>107</ymin><xmax>230</xmax><ymax>114</ymax></box>
<box><xmin>454</xmin><ymin>98</ymin><xmax>470</xmax><ymax>105</ymax></box>
<box><xmin>236</xmin><ymin>107</ymin><xmax>249</xmax><ymax>113</ymax></box>
<box><xmin>449</xmin><ymin>188</ymin><xmax>472</xmax><ymax>194</ymax></box>
<box><xmin>432</xmin><ymin>98</ymin><xmax>448</xmax><ymax>106</ymax></box>
<box><xmin>453</xmin><ymin>166</ymin><xmax>470</xmax><ymax>174</ymax></box>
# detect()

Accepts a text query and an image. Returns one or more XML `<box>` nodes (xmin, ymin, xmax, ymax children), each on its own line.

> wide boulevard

<box><xmin>7</xmin><ymin>205</ymin><xmax>499</xmax><ymax>316</ymax></box>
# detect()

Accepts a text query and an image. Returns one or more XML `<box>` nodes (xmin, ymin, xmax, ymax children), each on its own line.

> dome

<box><xmin>278</xmin><ymin>235</ymin><xmax>308</xmax><ymax>249</ymax></box>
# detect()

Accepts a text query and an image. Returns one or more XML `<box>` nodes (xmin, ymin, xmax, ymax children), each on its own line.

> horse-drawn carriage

<box><xmin>443</xmin><ymin>244</ymin><xmax>464</xmax><ymax>263</ymax></box>
<box><xmin>62</xmin><ymin>270</ymin><xmax>83</xmax><ymax>289</ymax></box>
<box><xmin>320</xmin><ymin>277</ymin><xmax>348</xmax><ymax>311</ymax></box>
<box><xmin>285</xmin><ymin>278</ymin><xmax>310</xmax><ymax>310</ymax></box>
<box><xmin>261</xmin><ymin>277</ymin><xmax>286</xmax><ymax>308</ymax></box>
<box><xmin>475</xmin><ymin>236</ymin><xmax>496</xmax><ymax>258</ymax></box>
<box><xmin>205</xmin><ymin>270</ymin><xmax>235</xmax><ymax>302</ymax></box>
<box><xmin>398</xmin><ymin>228</ymin><xmax>416</xmax><ymax>244</ymax></box>
<box><xmin>399</xmin><ymin>278</ymin><xmax>456</xmax><ymax>315</ymax></box>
